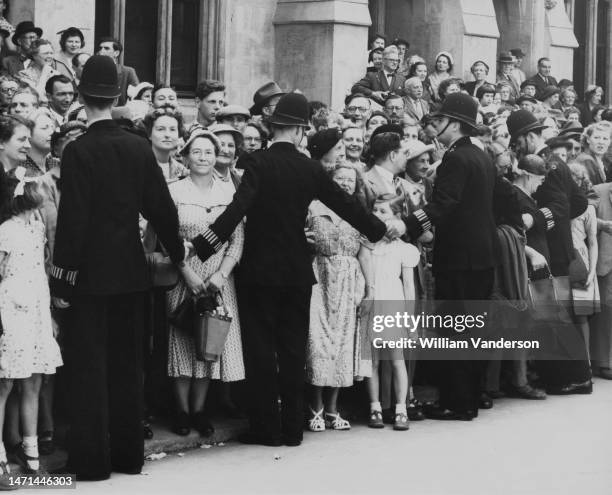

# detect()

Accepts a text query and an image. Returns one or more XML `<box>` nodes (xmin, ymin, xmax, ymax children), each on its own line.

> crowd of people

<box><xmin>0</xmin><ymin>12</ymin><xmax>611</xmax><ymax>484</ymax></box>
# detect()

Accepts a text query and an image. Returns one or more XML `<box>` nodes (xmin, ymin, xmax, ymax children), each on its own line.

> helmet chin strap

<box><xmin>436</xmin><ymin>119</ymin><xmax>452</xmax><ymax>138</ymax></box>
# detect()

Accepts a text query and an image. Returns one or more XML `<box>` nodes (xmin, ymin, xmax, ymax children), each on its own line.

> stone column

<box><xmin>585</xmin><ymin>0</ymin><xmax>599</xmax><ymax>86</ymax></box>
<box><xmin>273</xmin><ymin>0</ymin><xmax>371</xmax><ymax>109</ymax></box>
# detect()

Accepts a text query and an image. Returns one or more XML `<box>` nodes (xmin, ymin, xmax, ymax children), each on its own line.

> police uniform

<box><xmin>192</xmin><ymin>138</ymin><xmax>386</xmax><ymax>444</ymax></box>
<box><xmin>50</xmin><ymin>56</ymin><xmax>184</xmax><ymax>480</ymax></box>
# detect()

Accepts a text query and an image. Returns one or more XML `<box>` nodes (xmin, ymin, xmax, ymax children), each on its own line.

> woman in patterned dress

<box><xmin>166</xmin><ymin>129</ymin><xmax>245</xmax><ymax>437</ymax></box>
<box><xmin>305</xmin><ymin>163</ymin><xmax>371</xmax><ymax>431</ymax></box>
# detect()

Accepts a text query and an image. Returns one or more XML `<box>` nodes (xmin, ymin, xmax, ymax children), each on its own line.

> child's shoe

<box><xmin>324</xmin><ymin>412</ymin><xmax>350</xmax><ymax>430</ymax></box>
<box><xmin>368</xmin><ymin>410</ymin><xmax>384</xmax><ymax>428</ymax></box>
<box><xmin>308</xmin><ymin>407</ymin><xmax>325</xmax><ymax>432</ymax></box>
<box><xmin>393</xmin><ymin>412</ymin><xmax>410</xmax><ymax>431</ymax></box>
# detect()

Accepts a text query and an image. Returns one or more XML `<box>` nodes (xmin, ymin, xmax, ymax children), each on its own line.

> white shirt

<box><xmin>374</xmin><ymin>165</ymin><xmax>396</xmax><ymax>194</ymax></box>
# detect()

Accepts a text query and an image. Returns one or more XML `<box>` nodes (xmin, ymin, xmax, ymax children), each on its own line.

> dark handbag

<box><xmin>527</xmin><ymin>267</ymin><xmax>570</xmax><ymax>323</ymax></box>
<box><xmin>193</xmin><ymin>293</ymin><xmax>232</xmax><ymax>362</ymax></box>
<box><xmin>169</xmin><ymin>294</ymin><xmax>217</xmax><ymax>335</ymax></box>
<box><xmin>568</xmin><ymin>248</ymin><xmax>588</xmax><ymax>288</ymax></box>
<box><xmin>146</xmin><ymin>252</ymin><xmax>179</xmax><ymax>290</ymax></box>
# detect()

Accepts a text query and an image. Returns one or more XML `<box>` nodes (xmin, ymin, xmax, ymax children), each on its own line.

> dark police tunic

<box><xmin>192</xmin><ymin>141</ymin><xmax>385</xmax><ymax>442</ymax></box>
<box><xmin>402</xmin><ymin>136</ymin><xmax>503</xmax><ymax>415</ymax></box>
<box><xmin>50</xmin><ymin>119</ymin><xmax>184</xmax><ymax>479</ymax></box>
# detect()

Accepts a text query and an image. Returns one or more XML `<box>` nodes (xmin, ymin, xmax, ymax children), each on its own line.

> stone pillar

<box><xmin>273</xmin><ymin>0</ymin><xmax>371</xmax><ymax>109</ymax></box>
<box><xmin>584</xmin><ymin>0</ymin><xmax>599</xmax><ymax>86</ymax></box>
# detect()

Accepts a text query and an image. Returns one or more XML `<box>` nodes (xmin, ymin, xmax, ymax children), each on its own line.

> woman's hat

<box><xmin>471</xmin><ymin>60</ymin><xmax>490</xmax><ymax>73</ymax></box>
<box><xmin>435</xmin><ymin>51</ymin><xmax>454</xmax><ymax>66</ymax></box>
<box><xmin>510</xmin><ymin>48</ymin><xmax>526</xmax><ymax>58</ymax></box>
<box><xmin>430</xmin><ymin>93</ymin><xmax>479</xmax><ymax>128</ymax></box>
<box><xmin>558</xmin><ymin>120</ymin><xmax>583</xmax><ymax>138</ymax></box>
<box><xmin>267</xmin><ymin>93</ymin><xmax>310</xmax><ymax>128</ymax></box>
<box><xmin>506</xmin><ymin>110</ymin><xmax>548</xmax><ymax>143</ymax></box>
<box><xmin>78</xmin><ymin>55</ymin><xmax>121</xmax><ymax>99</ymax></box>
<box><xmin>178</xmin><ymin>128</ymin><xmax>221</xmax><ymax>156</ymax></box>
<box><xmin>127</xmin><ymin>82</ymin><xmax>154</xmax><ymax>100</ymax></box>
<box><xmin>216</xmin><ymin>104</ymin><xmax>250</xmax><ymax>120</ymax></box>
<box><xmin>307</xmin><ymin>128</ymin><xmax>342</xmax><ymax>160</ymax></box>
<box><xmin>516</xmin><ymin>94</ymin><xmax>538</xmax><ymax>105</ymax></box>
<box><xmin>545</xmin><ymin>136</ymin><xmax>573</xmax><ymax>151</ymax></box>
<box><xmin>12</xmin><ymin>21</ymin><xmax>43</xmax><ymax>45</ymax></box>
<box><xmin>520</xmin><ymin>80</ymin><xmax>537</xmax><ymax>91</ymax></box>
<box><xmin>406</xmin><ymin>140</ymin><xmax>435</xmax><ymax>161</ymax></box>
<box><xmin>539</xmin><ymin>85</ymin><xmax>560</xmax><ymax>102</ymax></box>
<box><xmin>517</xmin><ymin>154</ymin><xmax>547</xmax><ymax>175</ymax></box>
<box><xmin>250</xmin><ymin>81</ymin><xmax>286</xmax><ymax>115</ymax></box>
<box><xmin>497</xmin><ymin>51</ymin><xmax>516</xmax><ymax>64</ymax></box>
<box><xmin>208</xmin><ymin>122</ymin><xmax>244</xmax><ymax>146</ymax></box>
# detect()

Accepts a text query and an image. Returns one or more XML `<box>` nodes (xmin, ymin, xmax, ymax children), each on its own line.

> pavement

<box><xmin>43</xmin><ymin>377</ymin><xmax>612</xmax><ymax>495</ymax></box>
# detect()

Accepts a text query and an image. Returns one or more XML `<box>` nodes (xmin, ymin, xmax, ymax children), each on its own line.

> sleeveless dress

<box><xmin>305</xmin><ymin>201</ymin><xmax>365</xmax><ymax>387</ymax></box>
<box><xmin>0</xmin><ymin>216</ymin><xmax>63</xmax><ymax>378</ymax></box>
<box><xmin>166</xmin><ymin>177</ymin><xmax>245</xmax><ymax>381</ymax></box>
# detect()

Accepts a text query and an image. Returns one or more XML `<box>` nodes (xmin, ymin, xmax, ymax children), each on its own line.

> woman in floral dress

<box><xmin>305</xmin><ymin>163</ymin><xmax>371</xmax><ymax>431</ymax></box>
<box><xmin>166</xmin><ymin>129</ymin><xmax>245</xmax><ymax>437</ymax></box>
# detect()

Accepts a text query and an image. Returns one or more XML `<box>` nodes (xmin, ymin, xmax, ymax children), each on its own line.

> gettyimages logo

<box><xmin>372</xmin><ymin>311</ymin><xmax>487</xmax><ymax>333</ymax></box>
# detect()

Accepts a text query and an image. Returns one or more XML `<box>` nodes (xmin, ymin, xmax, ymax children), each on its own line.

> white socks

<box><xmin>395</xmin><ymin>403</ymin><xmax>407</xmax><ymax>415</ymax></box>
<box><xmin>370</xmin><ymin>401</ymin><xmax>382</xmax><ymax>412</ymax></box>
<box><xmin>23</xmin><ymin>436</ymin><xmax>39</xmax><ymax>470</ymax></box>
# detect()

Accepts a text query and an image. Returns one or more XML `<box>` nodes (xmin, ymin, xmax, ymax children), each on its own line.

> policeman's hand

<box><xmin>52</xmin><ymin>297</ymin><xmax>70</xmax><ymax>309</ymax></box>
<box><xmin>385</xmin><ymin>219</ymin><xmax>406</xmax><ymax>240</ymax></box>
<box><xmin>304</xmin><ymin>228</ymin><xmax>316</xmax><ymax>246</ymax></box>
<box><xmin>522</xmin><ymin>213</ymin><xmax>534</xmax><ymax>231</ymax></box>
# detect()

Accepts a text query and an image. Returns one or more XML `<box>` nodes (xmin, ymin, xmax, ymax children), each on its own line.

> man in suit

<box><xmin>190</xmin><ymin>93</ymin><xmax>388</xmax><ymax>446</ymax></box>
<box><xmin>403</xmin><ymin>77</ymin><xmax>430</xmax><ymax>122</ymax></box>
<box><xmin>352</xmin><ymin>45</ymin><xmax>406</xmax><ymax>105</ymax></box>
<box><xmin>1</xmin><ymin>21</ymin><xmax>42</xmax><ymax>76</ymax></box>
<box><xmin>496</xmin><ymin>52</ymin><xmax>521</xmax><ymax>99</ymax></box>
<box><xmin>96</xmin><ymin>37</ymin><xmax>139</xmax><ymax>106</ymax></box>
<box><xmin>50</xmin><ymin>56</ymin><xmax>185</xmax><ymax>480</ymax></box>
<box><xmin>525</xmin><ymin>57</ymin><xmax>559</xmax><ymax>100</ymax></box>
<box><xmin>390</xmin><ymin>94</ymin><xmax>505</xmax><ymax>420</ymax></box>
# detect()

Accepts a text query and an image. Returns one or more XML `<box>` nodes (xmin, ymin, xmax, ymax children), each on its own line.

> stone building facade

<box><xmin>9</xmin><ymin>0</ymin><xmax>610</xmax><ymax>110</ymax></box>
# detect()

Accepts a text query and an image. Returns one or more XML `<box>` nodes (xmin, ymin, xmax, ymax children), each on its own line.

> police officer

<box><xmin>390</xmin><ymin>93</ymin><xmax>511</xmax><ymax>420</ymax></box>
<box><xmin>191</xmin><ymin>92</ymin><xmax>387</xmax><ymax>446</ymax></box>
<box><xmin>50</xmin><ymin>55</ymin><xmax>185</xmax><ymax>480</ymax></box>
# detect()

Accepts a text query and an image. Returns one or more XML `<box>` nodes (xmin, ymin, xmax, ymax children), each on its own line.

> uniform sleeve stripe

<box><xmin>540</xmin><ymin>207</ymin><xmax>555</xmax><ymax>230</ymax></box>
<box><xmin>202</xmin><ymin>228</ymin><xmax>223</xmax><ymax>253</ymax></box>
<box><xmin>50</xmin><ymin>264</ymin><xmax>78</xmax><ymax>286</ymax></box>
<box><xmin>414</xmin><ymin>209</ymin><xmax>432</xmax><ymax>232</ymax></box>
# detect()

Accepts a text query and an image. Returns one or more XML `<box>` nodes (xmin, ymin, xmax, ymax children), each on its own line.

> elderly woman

<box><xmin>305</xmin><ymin>163</ymin><xmax>371</xmax><ymax>431</ymax></box>
<box><xmin>425</xmin><ymin>51</ymin><xmax>453</xmax><ymax>104</ymax></box>
<box><xmin>464</xmin><ymin>60</ymin><xmax>490</xmax><ymax>97</ymax></box>
<box><xmin>19</xmin><ymin>108</ymin><xmax>57</xmax><ymax>177</ymax></box>
<box><xmin>575</xmin><ymin>121</ymin><xmax>612</xmax><ymax>185</ymax></box>
<box><xmin>437</xmin><ymin>77</ymin><xmax>462</xmax><ymax>103</ymax></box>
<box><xmin>166</xmin><ymin>129</ymin><xmax>245</xmax><ymax>436</ymax></box>
<box><xmin>55</xmin><ymin>27</ymin><xmax>84</xmax><ymax>74</ymax></box>
<box><xmin>540</xmin><ymin>86</ymin><xmax>561</xmax><ymax>112</ymax></box>
<box><xmin>578</xmin><ymin>85</ymin><xmax>604</xmax><ymax>126</ymax></box>
<box><xmin>342</xmin><ymin>126</ymin><xmax>365</xmax><ymax>171</ymax></box>
<box><xmin>557</xmin><ymin>88</ymin><xmax>577</xmax><ymax>113</ymax></box>
<box><xmin>209</xmin><ymin>123</ymin><xmax>243</xmax><ymax>186</ymax></box>
<box><xmin>242</xmin><ymin>122</ymin><xmax>267</xmax><ymax>154</ymax></box>
<box><xmin>17</xmin><ymin>40</ymin><xmax>71</xmax><ymax>98</ymax></box>
<box><xmin>496</xmin><ymin>81</ymin><xmax>515</xmax><ymax>107</ymax></box>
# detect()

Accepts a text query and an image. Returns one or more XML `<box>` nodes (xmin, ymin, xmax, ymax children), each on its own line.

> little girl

<box><xmin>366</xmin><ymin>194</ymin><xmax>420</xmax><ymax>431</ymax></box>
<box><xmin>0</xmin><ymin>168</ymin><xmax>63</xmax><ymax>476</ymax></box>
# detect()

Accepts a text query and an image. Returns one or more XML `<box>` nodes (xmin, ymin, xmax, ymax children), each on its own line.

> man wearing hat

<box><xmin>216</xmin><ymin>104</ymin><xmax>250</xmax><ymax>133</ymax></box>
<box><xmin>496</xmin><ymin>52</ymin><xmax>521</xmax><ymax>99</ymax></box>
<box><xmin>250</xmin><ymin>81</ymin><xmax>285</xmax><ymax>134</ymax></box>
<box><xmin>189</xmin><ymin>92</ymin><xmax>387</xmax><ymax>446</ymax></box>
<box><xmin>516</xmin><ymin>94</ymin><xmax>538</xmax><ymax>113</ymax></box>
<box><xmin>50</xmin><ymin>55</ymin><xmax>185</xmax><ymax>480</ymax></box>
<box><xmin>510</xmin><ymin>48</ymin><xmax>527</xmax><ymax>85</ymax></box>
<box><xmin>520</xmin><ymin>79</ymin><xmax>538</xmax><ymax>99</ymax></box>
<box><xmin>393</xmin><ymin>93</ymin><xmax>519</xmax><ymax>420</ymax></box>
<box><xmin>1</xmin><ymin>21</ymin><xmax>42</xmax><ymax>76</ymax></box>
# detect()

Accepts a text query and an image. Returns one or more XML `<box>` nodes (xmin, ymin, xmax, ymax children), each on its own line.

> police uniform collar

<box><xmin>447</xmin><ymin>135</ymin><xmax>472</xmax><ymax>152</ymax></box>
<box><xmin>87</xmin><ymin>119</ymin><xmax>119</xmax><ymax>130</ymax></box>
<box><xmin>269</xmin><ymin>141</ymin><xmax>298</xmax><ymax>152</ymax></box>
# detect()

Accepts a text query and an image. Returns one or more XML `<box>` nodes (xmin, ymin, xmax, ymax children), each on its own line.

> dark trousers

<box><xmin>237</xmin><ymin>283</ymin><xmax>312</xmax><ymax>441</ymax></box>
<box><xmin>65</xmin><ymin>292</ymin><xmax>145</xmax><ymax>478</ymax></box>
<box><xmin>433</xmin><ymin>268</ymin><xmax>494</xmax><ymax>413</ymax></box>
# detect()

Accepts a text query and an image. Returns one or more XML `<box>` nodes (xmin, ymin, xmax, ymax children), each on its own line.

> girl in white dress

<box><xmin>0</xmin><ymin>168</ymin><xmax>62</xmax><ymax>476</ymax></box>
<box><xmin>366</xmin><ymin>194</ymin><xmax>419</xmax><ymax>431</ymax></box>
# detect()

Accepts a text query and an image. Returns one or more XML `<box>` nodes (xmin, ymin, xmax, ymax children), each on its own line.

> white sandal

<box><xmin>308</xmin><ymin>407</ymin><xmax>325</xmax><ymax>432</ymax></box>
<box><xmin>324</xmin><ymin>411</ymin><xmax>351</xmax><ymax>430</ymax></box>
